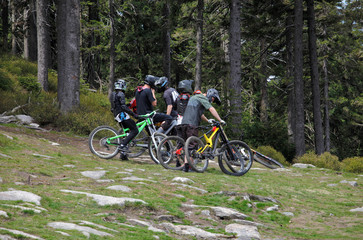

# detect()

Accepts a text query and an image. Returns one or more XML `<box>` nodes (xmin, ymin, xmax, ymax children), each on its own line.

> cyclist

<box><xmin>179</xmin><ymin>88</ymin><xmax>225</xmax><ymax>172</ymax></box>
<box><xmin>111</xmin><ymin>79</ymin><xmax>139</xmax><ymax>160</ymax></box>
<box><xmin>155</xmin><ymin>77</ymin><xmax>179</xmax><ymax>132</ymax></box>
<box><xmin>175</xmin><ymin>80</ymin><xmax>194</xmax><ymax>125</ymax></box>
<box><xmin>135</xmin><ymin>75</ymin><xmax>172</xmax><ymax>133</ymax></box>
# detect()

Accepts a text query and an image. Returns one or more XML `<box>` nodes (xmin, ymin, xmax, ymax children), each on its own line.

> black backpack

<box><xmin>176</xmin><ymin>93</ymin><xmax>190</xmax><ymax>116</ymax></box>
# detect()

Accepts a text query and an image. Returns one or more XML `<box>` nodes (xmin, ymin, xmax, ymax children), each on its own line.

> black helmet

<box><xmin>114</xmin><ymin>79</ymin><xmax>127</xmax><ymax>91</ymax></box>
<box><xmin>144</xmin><ymin>75</ymin><xmax>159</xmax><ymax>89</ymax></box>
<box><xmin>155</xmin><ymin>77</ymin><xmax>169</xmax><ymax>93</ymax></box>
<box><xmin>206</xmin><ymin>88</ymin><xmax>221</xmax><ymax>105</ymax></box>
<box><xmin>177</xmin><ymin>80</ymin><xmax>194</xmax><ymax>94</ymax></box>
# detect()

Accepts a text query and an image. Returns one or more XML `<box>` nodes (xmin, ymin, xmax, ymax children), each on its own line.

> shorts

<box><xmin>176</xmin><ymin>124</ymin><xmax>198</xmax><ymax>141</ymax></box>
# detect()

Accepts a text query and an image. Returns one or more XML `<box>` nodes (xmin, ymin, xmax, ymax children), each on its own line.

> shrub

<box><xmin>25</xmin><ymin>93</ymin><xmax>60</xmax><ymax>125</ymax></box>
<box><xmin>0</xmin><ymin>91</ymin><xmax>29</xmax><ymax>114</ymax></box>
<box><xmin>18</xmin><ymin>76</ymin><xmax>41</xmax><ymax>92</ymax></box>
<box><xmin>0</xmin><ymin>69</ymin><xmax>13</xmax><ymax>91</ymax></box>
<box><xmin>341</xmin><ymin>157</ymin><xmax>363</xmax><ymax>173</ymax></box>
<box><xmin>255</xmin><ymin>145</ymin><xmax>290</xmax><ymax>167</ymax></box>
<box><xmin>294</xmin><ymin>152</ymin><xmax>341</xmax><ymax>171</ymax></box>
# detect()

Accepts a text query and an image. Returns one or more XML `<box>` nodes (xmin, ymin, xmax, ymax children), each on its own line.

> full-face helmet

<box><xmin>144</xmin><ymin>75</ymin><xmax>159</xmax><ymax>89</ymax></box>
<box><xmin>155</xmin><ymin>77</ymin><xmax>169</xmax><ymax>93</ymax></box>
<box><xmin>206</xmin><ymin>88</ymin><xmax>221</xmax><ymax>105</ymax></box>
<box><xmin>177</xmin><ymin>80</ymin><xmax>194</xmax><ymax>94</ymax></box>
<box><xmin>114</xmin><ymin>79</ymin><xmax>127</xmax><ymax>91</ymax></box>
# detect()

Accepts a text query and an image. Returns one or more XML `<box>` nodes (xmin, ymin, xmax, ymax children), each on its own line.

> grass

<box><xmin>0</xmin><ymin>124</ymin><xmax>362</xmax><ymax>239</ymax></box>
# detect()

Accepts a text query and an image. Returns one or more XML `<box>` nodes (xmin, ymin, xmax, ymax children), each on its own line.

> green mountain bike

<box><xmin>88</xmin><ymin>111</ymin><xmax>167</xmax><ymax>164</ymax></box>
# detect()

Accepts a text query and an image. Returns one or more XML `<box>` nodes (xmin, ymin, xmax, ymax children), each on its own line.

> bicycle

<box><xmin>251</xmin><ymin>149</ymin><xmax>284</xmax><ymax>169</ymax></box>
<box><xmin>158</xmin><ymin>120</ymin><xmax>253</xmax><ymax>176</ymax></box>
<box><xmin>88</xmin><ymin>111</ymin><xmax>172</xmax><ymax>164</ymax></box>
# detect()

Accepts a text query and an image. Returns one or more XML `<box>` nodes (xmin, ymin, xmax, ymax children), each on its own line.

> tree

<box><xmin>108</xmin><ymin>0</ymin><xmax>115</xmax><ymax>100</ymax></box>
<box><xmin>307</xmin><ymin>0</ymin><xmax>324</xmax><ymax>155</ymax></box>
<box><xmin>37</xmin><ymin>0</ymin><xmax>50</xmax><ymax>91</ymax></box>
<box><xmin>228</xmin><ymin>0</ymin><xmax>243</xmax><ymax>133</ymax></box>
<box><xmin>162</xmin><ymin>0</ymin><xmax>171</xmax><ymax>83</ymax></box>
<box><xmin>57</xmin><ymin>0</ymin><xmax>80</xmax><ymax>113</ymax></box>
<box><xmin>24</xmin><ymin>0</ymin><xmax>37</xmax><ymax>61</ymax></box>
<box><xmin>1</xmin><ymin>0</ymin><xmax>9</xmax><ymax>51</ymax></box>
<box><xmin>294</xmin><ymin>0</ymin><xmax>305</xmax><ymax>156</ymax></box>
<box><xmin>195</xmin><ymin>0</ymin><xmax>203</xmax><ymax>91</ymax></box>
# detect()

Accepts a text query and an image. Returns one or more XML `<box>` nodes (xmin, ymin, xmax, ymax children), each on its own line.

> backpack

<box><xmin>176</xmin><ymin>93</ymin><xmax>190</xmax><ymax>116</ymax></box>
<box><xmin>128</xmin><ymin>97</ymin><xmax>137</xmax><ymax>114</ymax></box>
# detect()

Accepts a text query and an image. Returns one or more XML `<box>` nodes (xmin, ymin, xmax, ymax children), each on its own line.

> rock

<box><xmin>266</xmin><ymin>205</ymin><xmax>279</xmax><ymax>212</ymax></box>
<box><xmin>96</xmin><ymin>179</ymin><xmax>115</xmax><ymax>183</ymax></box>
<box><xmin>0</xmin><ymin>234</ymin><xmax>16</xmax><ymax>240</ymax></box>
<box><xmin>171</xmin><ymin>183</ymin><xmax>208</xmax><ymax>194</ymax></box>
<box><xmin>248</xmin><ymin>194</ymin><xmax>280</xmax><ymax>204</ymax></box>
<box><xmin>0</xmin><ymin>210</ymin><xmax>9</xmax><ymax>218</ymax></box>
<box><xmin>282</xmin><ymin>212</ymin><xmax>295</xmax><ymax>217</ymax></box>
<box><xmin>160</xmin><ymin>222</ymin><xmax>227</xmax><ymax>239</ymax></box>
<box><xmin>16</xmin><ymin>115</ymin><xmax>34</xmax><ymax>124</ymax></box>
<box><xmin>327</xmin><ymin>184</ymin><xmax>338</xmax><ymax>187</ymax></box>
<box><xmin>0</xmin><ymin>227</ymin><xmax>44</xmax><ymax>240</ymax></box>
<box><xmin>210</xmin><ymin>206</ymin><xmax>248</xmax><ymax>220</ymax></box>
<box><xmin>172</xmin><ymin>177</ymin><xmax>195</xmax><ymax>184</ymax></box>
<box><xmin>122</xmin><ymin>176</ymin><xmax>156</xmax><ymax>182</ymax></box>
<box><xmin>155</xmin><ymin>215</ymin><xmax>177</xmax><ymax>222</ymax></box>
<box><xmin>47</xmin><ymin>222</ymin><xmax>113</xmax><ymax>237</ymax></box>
<box><xmin>63</xmin><ymin>165</ymin><xmax>75</xmax><ymax>168</ymax></box>
<box><xmin>0</xmin><ymin>203</ymin><xmax>47</xmax><ymax>213</ymax></box>
<box><xmin>106</xmin><ymin>185</ymin><xmax>132</xmax><ymax>192</ymax></box>
<box><xmin>60</xmin><ymin>189</ymin><xmax>146</xmax><ymax>206</ymax></box>
<box><xmin>349</xmin><ymin>207</ymin><xmax>363</xmax><ymax>213</ymax></box>
<box><xmin>0</xmin><ymin>190</ymin><xmax>42</xmax><ymax>205</ymax></box>
<box><xmin>0</xmin><ymin>153</ymin><xmax>12</xmax><ymax>159</ymax></box>
<box><xmin>0</xmin><ymin>116</ymin><xmax>17</xmax><ymax>124</ymax></box>
<box><xmin>78</xmin><ymin>220</ymin><xmax>118</xmax><ymax>233</ymax></box>
<box><xmin>80</xmin><ymin>170</ymin><xmax>107</xmax><ymax>180</ymax></box>
<box><xmin>340</xmin><ymin>180</ymin><xmax>358</xmax><ymax>187</ymax></box>
<box><xmin>225</xmin><ymin>223</ymin><xmax>261</xmax><ymax>240</ymax></box>
<box><xmin>128</xmin><ymin>219</ymin><xmax>164</xmax><ymax>233</ymax></box>
<box><xmin>33</xmin><ymin>153</ymin><xmax>54</xmax><ymax>159</ymax></box>
<box><xmin>292</xmin><ymin>163</ymin><xmax>316</xmax><ymax>168</ymax></box>
<box><xmin>201</xmin><ymin>210</ymin><xmax>211</xmax><ymax>217</ymax></box>
<box><xmin>0</xmin><ymin>177</ymin><xmax>2</xmax><ymax>183</ymax></box>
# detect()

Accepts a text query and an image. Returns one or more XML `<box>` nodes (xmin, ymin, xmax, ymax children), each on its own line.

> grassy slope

<box><xmin>0</xmin><ymin>124</ymin><xmax>362</xmax><ymax>239</ymax></box>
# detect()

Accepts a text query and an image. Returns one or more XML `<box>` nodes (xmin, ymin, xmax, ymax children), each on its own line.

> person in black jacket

<box><xmin>111</xmin><ymin>79</ymin><xmax>139</xmax><ymax>160</ymax></box>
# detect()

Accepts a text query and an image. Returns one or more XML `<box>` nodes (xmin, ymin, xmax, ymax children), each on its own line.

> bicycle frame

<box><xmin>197</xmin><ymin>124</ymin><xmax>230</xmax><ymax>157</ymax></box>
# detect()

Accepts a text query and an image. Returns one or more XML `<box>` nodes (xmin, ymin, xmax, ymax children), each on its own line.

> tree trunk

<box><xmin>24</xmin><ymin>0</ymin><xmax>37</xmax><ymax>61</ymax></box>
<box><xmin>229</xmin><ymin>0</ymin><xmax>242</xmax><ymax>133</ymax></box>
<box><xmin>11</xmin><ymin>0</ymin><xmax>17</xmax><ymax>55</ymax></box>
<box><xmin>2</xmin><ymin>0</ymin><xmax>9</xmax><ymax>51</ymax></box>
<box><xmin>294</xmin><ymin>0</ymin><xmax>305</xmax><ymax>156</ymax></box>
<box><xmin>307</xmin><ymin>0</ymin><xmax>324</xmax><ymax>155</ymax></box>
<box><xmin>323</xmin><ymin>56</ymin><xmax>330</xmax><ymax>152</ymax></box>
<box><xmin>163</xmin><ymin>0</ymin><xmax>171</xmax><ymax>84</ymax></box>
<box><xmin>57</xmin><ymin>0</ymin><xmax>80</xmax><ymax>113</ymax></box>
<box><xmin>195</xmin><ymin>0</ymin><xmax>203</xmax><ymax>91</ymax></box>
<box><xmin>37</xmin><ymin>0</ymin><xmax>50</xmax><ymax>91</ymax></box>
<box><xmin>108</xmin><ymin>0</ymin><xmax>115</xmax><ymax>101</ymax></box>
<box><xmin>286</xmin><ymin>9</ymin><xmax>295</xmax><ymax>144</ymax></box>
<box><xmin>259</xmin><ymin>38</ymin><xmax>268</xmax><ymax>123</ymax></box>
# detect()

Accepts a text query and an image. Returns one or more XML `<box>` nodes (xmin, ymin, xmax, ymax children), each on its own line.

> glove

<box><xmin>133</xmin><ymin>114</ymin><xmax>139</xmax><ymax>119</ymax></box>
<box><xmin>208</xmin><ymin>119</ymin><xmax>214</xmax><ymax>124</ymax></box>
<box><xmin>220</xmin><ymin>120</ymin><xmax>226</xmax><ymax>125</ymax></box>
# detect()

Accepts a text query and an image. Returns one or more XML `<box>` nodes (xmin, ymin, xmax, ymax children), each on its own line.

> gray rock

<box><xmin>172</xmin><ymin>177</ymin><xmax>195</xmax><ymax>184</ymax></box>
<box><xmin>201</xmin><ymin>210</ymin><xmax>211</xmax><ymax>217</ymax></box>
<box><xmin>47</xmin><ymin>222</ymin><xmax>113</xmax><ymax>237</ymax></box>
<box><xmin>106</xmin><ymin>185</ymin><xmax>132</xmax><ymax>192</ymax></box>
<box><xmin>0</xmin><ymin>153</ymin><xmax>12</xmax><ymax>159</ymax></box>
<box><xmin>63</xmin><ymin>165</ymin><xmax>75</xmax><ymax>168</ymax></box>
<box><xmin>0</xmin><ymin>234</ymin><xmax>16</xmax><ymax>240</ymax></box>
<box><xmin>340</xmin><ymin>180</ymin><xmax>358</xmax><ymax>187</ymax></box>
<box><xmin>0</xmin><ymin>227</ymin><xmax>44</xmax><ymax>240</ymax></box>
<box><xmin>0</xmin><ymin>177</ymin><xmax>2</xmax><ymax>183</ymax></box>
<box><xmin>225</xmin><ymin>223</ymin><xmax>260</xmax><ymax>240</ymax></box>
<box><xmin>0</xmin><ymin>190</ymin><xmax>42</xmax><ymax>205</ymax></box>
<box><xmin>78</xmin><ymin>220</ymin><xmax>118</xmax><ymax>233</ymax></box>
<box><xmin>0</xmin><ymin>203</ymin><xmax>47</xmax><ymax>213</ymax></box>
<box><xmin>80</xmin><ymin>170</ymin><xmax>107</xmax><ymax>180</ymax></box>
<box><xmin>55</xmin><ymin>231</ymin><xmax>70</xmax><ymax>236</ymax></box>
<box><xmin>160</xmin><ymin>222</ymin><xmax>227</xmax><ymax>239</ymax></box>
<box><xmin>96</xmin><ymin>179</ymin><xmax>115</xmax><ymax>183</ymax></box>
<box><xmin>60</xmin><ymin>189</ymin><xmax>146</xmax><ymax>206</ymax></box>
<box><xmin>349</xmin><ymin>207</ymin><xmax>363</xmax><ymax>212</ymax></box>
<box><xmin>282</xmin><ymin>212</ymin><xmax>294</xmax><ymax>217</ymax></box>
<box><xmin>0</xmin><ymin>210</ymin><xmax>9</xmax><ymax>218</ymax></box>
<box><xmin>171</xmin><ymin>183</ymin><xmax>208</xmax><ymax>194</ymax></box>
<box><xmin>0</xmin><ymin>116</ymin><xmax>17</xmax><ymax>124</ymax></box>
<box><xmin>232</xmin><ymin>219</ymin><xmax>265</xmax><ymax>227</ymax></box>
<box><xmin>210</xmin><ymin>206</ymin><xmax>248</xmax><ymax>220</ymax></box>
<box><xmin>292</xmin><ymin>163</ymin><xmax>316</xmax><ymax>168</ymax></box>
<box><xmin>266</xmin><ymin>205</ymin><xmax>279</xmax><ymax>212</ymax></box>
<box><xmin>327</xmin><ymin>184</ymin><xmax>338</xmax><ymax>187</ymax></box>
<box><xmin>155</xmin><ymin>215</ymin><xmax>176</xmax><ymax>222</ymax></box>
<box><xmin>15</xmin><ymin>115</ymin><xmax>34</xmax><ymax>124</ymax></box>
<box><xmin>128</xmin><ymin>219</ymin><xmax>164</xmax><ymax>233</ymax></box>
<box><xmin>122</xmin><ymin>176</ymin><xmax>156</xmax><ymax>182</ymax></box>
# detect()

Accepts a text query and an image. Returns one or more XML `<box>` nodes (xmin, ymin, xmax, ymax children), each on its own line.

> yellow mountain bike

<box><xmin>184</xmin><ymin>120</ymin><xmax>253</xmax><ymax>176</ymax></box>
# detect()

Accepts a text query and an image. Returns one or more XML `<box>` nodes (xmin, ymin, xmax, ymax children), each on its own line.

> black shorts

<box><xmin>176</xmin><ymin>124</ymin><xmax>198</xmax><ymax>141</ymax></box>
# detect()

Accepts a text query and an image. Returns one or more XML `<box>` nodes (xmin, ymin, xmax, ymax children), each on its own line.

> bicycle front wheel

<box><xmin>148</xmin><ymin>132</ymin><xmax>167</xmax><ymax>164</ymax></box>
<box><xmin>185</xmin><ymin>136</ymin><xmax>209</xmax><ymax>173</ymax></box>
<box><xmin>88</xmin><ymin>125</ymin><xmax>120</xmax><ymax>159</ymax></box>
<box><xmin>218</xmin><ymin>140</ymin><xmax>253</xmax><ymax>176</ymax></box>
<box><xmin>253</xmin><ymin>152</ymin><xmax>284</xmax><ymax>169</ymax></box>
<box><xmin>157</xmin><ymin>136</ymin><xmax>185</xmax><ymax>170</ymax></box>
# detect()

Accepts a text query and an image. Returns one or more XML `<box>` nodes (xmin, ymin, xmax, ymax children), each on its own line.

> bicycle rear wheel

<box><xmin>218</xmin><ymin>140</ymin><xmax>253</xmax><ymax>176</ymax></box>
<box><xmin>253</xmin><ymin>151</ymin><xmax>284</xmax><ymax>169</ymax></box>
<box><xmin>157</xmin><ymin>136</ymin><xmax>185</xmax><ymax>170</ymax></box>
<box><xmin>88</xmin><ymin>126</ymin><xmax>120</xmax><ymax>159</ymax></box>
<box><xmin>128</xmin><ymin>129</ymin><xmax>148</xmax><ymax>158</ymax></box>
<box><xmin>185</xmin><ymin>136</ymin><xmax>209</xmax><ymax>173</ymax></box>
<box><xmin>148</xmin><ymin>132</ymin><xmax>167</xmax><ymax>164</ymax></box>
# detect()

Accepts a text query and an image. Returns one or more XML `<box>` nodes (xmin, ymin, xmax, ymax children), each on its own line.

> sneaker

<box><xmin>119</xmin><ymin>144</ymin><xmax>129</xmax><ymax>153</ymax></box>
<box><xmin>120</xmin><ymin>152</ymin><xmax>129</xmax><ymax>161</ymax></box>
<box><xmin>183</xmin><ymin>163</ymin><xmax>189</xmax><ymax>172</ymax></box>
<box><xmin>176</xmin><ymin>160</ymin><xmax>181</xmax><ymax>167</ymax></box>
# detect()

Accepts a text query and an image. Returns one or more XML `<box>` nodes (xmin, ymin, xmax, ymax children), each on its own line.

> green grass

<box><xmin>0</xmin><ymin>124</ymin><xmax>362</xmax><ymax>239</ymax></box>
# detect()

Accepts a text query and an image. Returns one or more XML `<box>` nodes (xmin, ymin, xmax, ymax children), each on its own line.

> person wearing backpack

<box><xmin>111</xmin><ymin>79</ymin><xmax>139</xmax><ymax>160</ymax></box>
<box><xmin>154</xmin><ymin>77</ymin><xmax>179</xmax><ymax>133</ymax></box>
<box><xmin>135</xmin><ymin>75</ymin><xmax>172</xmax><ymax>133</ymax></box>
<box><xmin>175</xmin><ymin>80</ymin><xmax>194</xmax><ymax>125</ymax></box>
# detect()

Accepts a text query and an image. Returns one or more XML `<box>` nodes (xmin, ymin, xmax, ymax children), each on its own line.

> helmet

<box><xmin>206</xmin><ymin>88</ymin><xmax>221</xmax><ymax>105</ymax></box>
<box><xmin>114</xmin><ymin>79</ymin><xmax>127</xmax><ymax>91</ymax></box>
<box><xmin>144</xmin><ymin>75</ymin><xmax>159</xmax><ymax>89</ymax></box>
<box><xmin>155</xmin><ymin>77</ymin><xmax>169</xmax><ymax>93</ymax></box>
<box><xmin>177</xmin><ymin>80</ymin><xmax>194</xmax><ymax>94</ymax></box>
